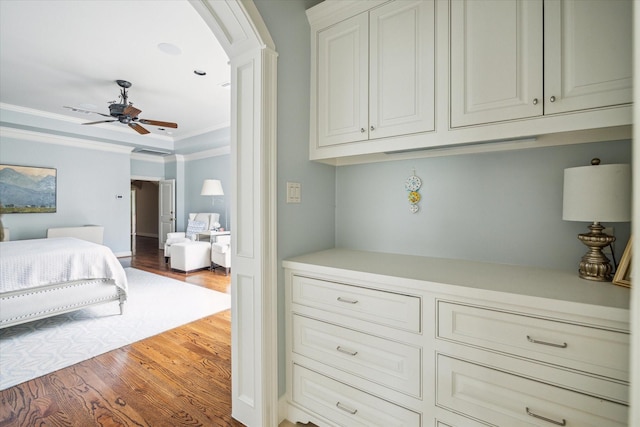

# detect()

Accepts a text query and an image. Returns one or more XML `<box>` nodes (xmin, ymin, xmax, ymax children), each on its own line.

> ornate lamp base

<box><xmin>577</xmin><ymin>222</ymin><xmax>615</xmax><ymax>282</ymax></box>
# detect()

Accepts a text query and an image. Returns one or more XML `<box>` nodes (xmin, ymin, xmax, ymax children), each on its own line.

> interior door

<box><xmin>159</xmin><ymin>179</ymin><xmax>175</xmax><ymax>249</ymax></box>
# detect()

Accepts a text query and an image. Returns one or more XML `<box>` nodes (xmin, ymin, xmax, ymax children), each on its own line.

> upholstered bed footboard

<box><xmin>0</xmin><ymin>279</ymin><xmax>125</xmax><ymax>329</ymax></box>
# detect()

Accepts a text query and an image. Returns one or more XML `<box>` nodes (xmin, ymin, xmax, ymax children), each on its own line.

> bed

<box><xmin>0</xmin><ymin>237</ymin><xmax>127</xmax><ymax>329</ymax></box>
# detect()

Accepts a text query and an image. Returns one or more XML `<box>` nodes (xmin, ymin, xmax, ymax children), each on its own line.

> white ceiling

<box><xmin>0</xmin><ymin>0</ymin><xmax>230</xmax><ymax>153</ymax></box>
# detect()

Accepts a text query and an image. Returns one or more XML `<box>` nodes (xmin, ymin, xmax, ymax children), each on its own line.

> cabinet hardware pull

<box><xmin>527</xmin><ymin>335</ymin><xmax>568</xmax><ymax>348</ymax></box>
<box><xmin>370</xmin><ymin>125</ymin><xmax>375</xmax><ymax>131</ymax></box>
<box><xmin>550</xmin><ymin>95</ymin><xmax>556</xmax><ymax>102</ymax></box>
<box><xmin>336</xmin><ymin>402</ymin><xmax>358</xmax><ymax>415</ymax></box>
<box><xmin>533</xmin><ymin>98</ymin><xmax>538</xmax><ymax>105</ymax></box>
<box><xmin>360</xmin><ymin>128</ymin><xmax>366</xmax><ymax>133</ymax></box>
<box><xmin>337</xmin><ymin>296</ymin><xmax>358</xmax><ymax>304</ymax></box>
<box><xmin>526</xmin><ymin>407</ymin><xmax>566</xmax><ymax>425</ymax></box>
<box><xmin>336</xmin><ymin>346</ymin><xmax>358</xmax><ymax>356</ymax></box>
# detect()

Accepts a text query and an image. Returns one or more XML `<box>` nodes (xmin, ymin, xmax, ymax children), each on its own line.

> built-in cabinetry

<box><xmin>284</xmin><ymin>249</ymin><xmax>630</xmax><ymax>426</ymax></box>
<box><xmin>314</xmin><ymin>0</ymin><xmax>434</xmax><ymax>147</ymax></box>
<box><xmin>451</xmin><ymin>0</ymin><xmax>632</xmax><ymax>127</ymax></box>
<box><xmin>307</xmin><ymin>0</ymin><xmax>632</xmax><ymax>164</ymax></box>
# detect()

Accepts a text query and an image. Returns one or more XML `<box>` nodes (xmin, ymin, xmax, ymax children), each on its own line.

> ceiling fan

<box><xmin>64</xmin><ymin>80</ymin><xmax>178</xmax><ymax>135</ymax></box>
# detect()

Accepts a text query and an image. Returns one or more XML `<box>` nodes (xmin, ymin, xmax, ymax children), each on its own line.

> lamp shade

<box><xmin>201</xmin><ymin>179</ymin><xmax>224</xmax><ymax>196</ymax></box>
<box><xmin>562</xmin><ymin>163</ymin><xmax>631</xmax><ymax>222</ymax></box>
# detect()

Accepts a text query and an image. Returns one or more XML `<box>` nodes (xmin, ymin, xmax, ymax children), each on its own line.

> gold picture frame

<box><xmin>612</xmin><ymin>238</ymin><xmax>632</xmax><ymax>288</ymax></box>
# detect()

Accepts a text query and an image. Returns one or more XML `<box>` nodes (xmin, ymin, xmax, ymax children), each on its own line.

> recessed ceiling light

<box><xmin>194</xmin><ymin>70</ymin><xmax>207</xmax><ymax>76</ymax></box>
<box><xmin>157</xmin><ymin>42</ymin><xmax>182</xmax><ymax>56</ymax></box>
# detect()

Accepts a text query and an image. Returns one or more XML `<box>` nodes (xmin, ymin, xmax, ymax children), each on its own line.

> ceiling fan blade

<box><xmin>124</xmin><ymin>105</ymin><xmax>142</xmax><ymax>118</ymax></box>
<box><xmin>82</xmin><ymin>120</ymin><xmax>117</xmax><ymax>125</ymax></box>
<box><xmin>64</xmin><ymin>106</ymin><xmax>111</xmax><ymax>118</ymax></box>
<box><xmin>139</xmin><ymin>119</ymin><xmax>178</xmax><ymax>129</ymax></box>
<box><xmin>129</xmin><ymin>123</ymin><xmax>150</xmax><ymax>135</ymax></box>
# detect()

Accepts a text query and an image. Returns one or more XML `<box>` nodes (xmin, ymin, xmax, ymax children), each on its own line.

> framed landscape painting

<box><xmin>0</xmin><ymin>164</ymin><xmax>57</xmax><ymax>213</ymax></box>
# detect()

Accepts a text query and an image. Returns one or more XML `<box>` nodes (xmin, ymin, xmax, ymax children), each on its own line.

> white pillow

<box><xmin>185</xmin><ymin>220</ymin><xmax>207</xmax><ymax>239</ymax></box>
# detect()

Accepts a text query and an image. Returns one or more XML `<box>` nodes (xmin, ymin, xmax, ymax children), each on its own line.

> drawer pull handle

<box><xmin>336</xmin><ymin>346</ymin><xmax>358</xmax><ymax>356</ymax></box>
<box><xmin>337</xmin><ymin>296</ymin><xmax>358</xmax><ymax>304</ymax></box>
<box><xmin>526</xmin><ymin>407</ymin><xmax>566</xmax><ymax>426</ymax></box>
<box><xmin>336</xmin><ymin>401</ymin><xmax>358</xmax><ymax>415</ymax></box>
<box><xmin>527</xmin><ymin>335</ymin><xmax>568</xmax><ymax>348</ymax></box>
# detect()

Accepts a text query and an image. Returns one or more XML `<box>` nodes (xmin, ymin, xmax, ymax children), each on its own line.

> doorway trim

<box><xmin>190</xmin><ymin>1</ymin><xmax>278</xmax><ymax>426</ymax></box>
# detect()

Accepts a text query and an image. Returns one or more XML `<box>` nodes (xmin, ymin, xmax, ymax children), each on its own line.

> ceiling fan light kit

<box><xmin>65</xmin><ymin>80</ymin><xmax>178</xmax><ymax>135</ymax></box>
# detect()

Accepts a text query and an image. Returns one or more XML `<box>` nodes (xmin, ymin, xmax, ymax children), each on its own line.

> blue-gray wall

<box><xmin>0</xmin><ymin>136</ymin><xmax>131</xmax><ymax>253</ymax></box>
<box><xmin>336</xmin><ymin>140</ymin><xmax>632</xmax><ymax>272</ymax></box>
<box><xmin>184</xmin><ymin>154</ymin><xmax>231</xmax><ymax>230</ymax></box>
<box><xmin>254</xmin><ymin>0</ymin><xmax>336</xmax><ymax>395</ymax></box>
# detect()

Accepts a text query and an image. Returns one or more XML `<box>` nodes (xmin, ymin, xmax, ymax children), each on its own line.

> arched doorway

<box><xmin>189</xmin><ymin>2</ymin><xmax>278</xmax><ymax>426</ymax></box>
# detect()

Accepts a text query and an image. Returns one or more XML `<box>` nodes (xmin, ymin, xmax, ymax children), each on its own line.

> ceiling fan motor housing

<box><xmin>109</xmin><ymin>103</ymin><xmax>133</xmax><ymax>123</ymax></box>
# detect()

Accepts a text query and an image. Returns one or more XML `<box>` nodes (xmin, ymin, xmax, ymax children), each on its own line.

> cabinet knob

<box><xmin>532</xmin><ymin>98</ymin><xmax>538</xmax><ymax>105</ymax></box>
<box><xmin>360</xmin><ymin>128</ymin><xmax>366</xmax><ymax>133</ymax></box>
<box><xmin>370</xmin><ymin>125</ymin><xmax>375</xmax><ymax>131</ymax></box>
<box><xmin>550</xmin><ymin>95</ymin><xmax>556</xmax><ymax>102</ymax></box>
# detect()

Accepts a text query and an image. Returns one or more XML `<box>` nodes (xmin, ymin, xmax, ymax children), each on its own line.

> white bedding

<box><xmin>0</xmin><ymin>237</ymin><xmax>127</xmax><ymax>294</ymax></box>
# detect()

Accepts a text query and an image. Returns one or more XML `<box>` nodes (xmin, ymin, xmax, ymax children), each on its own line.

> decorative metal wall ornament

<box><xmin>405</xmin><ymin>169</ymin><xmax>422</xmax><ymax>213</ymax></box>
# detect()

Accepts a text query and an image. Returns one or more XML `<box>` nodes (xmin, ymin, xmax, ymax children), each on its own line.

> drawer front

<box><xmin>292</xmin><ymin>364</ymin><xmax>421</xmax><ymax>427</ymax></box>
<box><xmin>436</xmin><ymin>355</ymin><xmax>628</xmax><ymax>427</ymax></box>
<box><xmin>437</xmin><ymin>301</ymin><xmax>629</xmax><ymax>381</ymax></box>
<box><xmin>292</xmin><ymin>315</ymin><xmax>421</xmax><ymax>397</ymax></box>
<box><xmin>292</xmin><ymin>275</ymin><xmax>421</xmax><ymax>332</ymax></box>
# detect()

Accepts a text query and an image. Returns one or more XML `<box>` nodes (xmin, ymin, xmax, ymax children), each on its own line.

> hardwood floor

<box><xmin>0</xmin><ymin>236</ymin><xmax>243</xmax><ymax>427</ymax></box>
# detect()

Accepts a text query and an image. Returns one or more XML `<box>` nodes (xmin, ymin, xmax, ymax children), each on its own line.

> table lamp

<box><xmin>562</xmin><ymin>159</ymin><xmax>631</xmax><ymax>281</ymax></box>
<box><xmin>201</xmin><ymin>179</ymin><xmax>227</xmax><ymax>230</ymax></box>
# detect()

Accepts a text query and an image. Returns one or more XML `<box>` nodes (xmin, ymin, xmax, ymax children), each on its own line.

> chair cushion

<box><xmin>185</xmin><ymin>220</ymin><xmax>207</xmax><ymax>239</ymax></box>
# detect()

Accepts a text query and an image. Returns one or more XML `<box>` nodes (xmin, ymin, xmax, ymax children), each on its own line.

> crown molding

<box><xmin>0</xmin><ymin>126</ymin><xmax>134</xmax><ymax>154</ymax></box>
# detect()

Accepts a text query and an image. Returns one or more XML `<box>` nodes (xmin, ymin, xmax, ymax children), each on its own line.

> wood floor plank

<box><xmin>0</xmin><ymin>236</ymin><xmax>244</xmax><ymax>427</ymax></box>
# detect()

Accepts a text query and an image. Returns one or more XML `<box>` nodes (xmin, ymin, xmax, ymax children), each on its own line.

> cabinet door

<box><xmin>450</xmin><ymin>0</ymin><xmax>543</xmax><ymax>127</ymax></box>
<box><xmin>544</xmin><ymin>0</ymin><xmax>632</xmax><ymax>114</ymax></box>
<box><xmin>316</xmin><ymin>13</ymin><xmax>369</xmax><ymax>147</ymax></box>
<box><xmin>369</xmin><ymin>0</ymin><xmax>435</xmax><ymax>139</ymax></box>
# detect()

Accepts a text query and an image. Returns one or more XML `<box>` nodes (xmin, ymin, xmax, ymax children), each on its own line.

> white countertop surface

<box><xmin>284</xmin><ymin>249</ymin><xmax>631</xmax><ymax>310</ymax></box>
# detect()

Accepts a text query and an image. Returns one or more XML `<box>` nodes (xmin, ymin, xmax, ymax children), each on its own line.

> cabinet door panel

<box><xmin>317</xmin><ymin>13</ymin><xmax>369</xmax><ymax>147</ymax></box>
<box><xmin>369</xmin><ymin>0</ymin><xmax>435</xmax><ymax>139</ymax></box>
<box><xmin>450</xmin><ymin>0</ymin><xmax>543</xmax><ymax>127</ymax></box>
<box><xmin>544</xmin><ymin>0</ymin><xmax>632</xmax><ymax>114</ymax></box>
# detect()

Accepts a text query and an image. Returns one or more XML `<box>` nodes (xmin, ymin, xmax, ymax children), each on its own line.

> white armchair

<box><xmin>211</xmin><ymin>234</ymin><xmax>231</xmax><ymax>275</ymax></box>
<box><xmin>164</xmin><ymin>213</ymin><xmax>220</xmax><ymax>262</ymax></box>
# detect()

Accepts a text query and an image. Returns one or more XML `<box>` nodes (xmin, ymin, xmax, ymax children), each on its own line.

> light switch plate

<box><xmin>286</xmin><ymin>182</ymin><xmax>301</xmax><ymax>203</ymax></box>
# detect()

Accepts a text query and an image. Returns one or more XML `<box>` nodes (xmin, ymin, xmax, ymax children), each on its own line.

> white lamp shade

<box><xmin>562</xmin><ymin>163</ymin><xmax>631</xmax><ymax>222</ymax></box>
<box><xmin>201</xmin><ymin>179</ymin><xmax>224</xmax><ymax>196</ymax></box>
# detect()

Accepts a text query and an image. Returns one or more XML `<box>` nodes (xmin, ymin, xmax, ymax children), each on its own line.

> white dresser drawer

<box><xmin>292</xmin><ymin>314</ymin><xmax>421</xmax><ymax>397</ymax></box>
<box><xmin>436</xmin><ymin>355</ymin><xmax>628</xmax><ymax>427</ymax></box>
<box><xmin>437</xmin><ymin>301</ymin><xmax>629</xmax><ymax>381</ymax></box>
<box><xmin>292</xmin><ymin>364</ymin><xmax>421</xmax><ymax>427</ymax></box>
<box><xmin>292</xmin><ymin>275</ymin><xmax>421</xmax><ymax>332</ymax></box>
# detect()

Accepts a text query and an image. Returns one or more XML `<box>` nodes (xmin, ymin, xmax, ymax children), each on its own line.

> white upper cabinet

<box><xmin>544</xmin><ymin>0</ymin><xmax>633</xmax><ymax>114</ymax></box>
<box><xmin>317</xmin><ymin>13</ymin><xmax>369</xmax><ymax>146</ymax></box>
<box><xmin>307</xmin><ymin>0</ymin><xmax>632</xmax><ymax>164</ymax></box>
<box><xmin>313</xmin><ymin>0</ymin><xmax>435</xmax><ymax>148</ymax></box>
<box><xmin>450</xmin><ymin>0</ymin><xmax>543</xmax><ymax>127</ymax></box>
<box><xmin>369</xmin><ymin>1</ymin><xmax>435</xmax><ymax>139</ymax></box>
<box><xmin>451</xmin><ymin>0</ymin><xmax>632</xmax><ymax>128</ymax></box>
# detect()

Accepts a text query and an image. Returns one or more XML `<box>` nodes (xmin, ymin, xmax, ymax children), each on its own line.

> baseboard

<box><xmin>115</xmin><ymin>251</ymin><xmax>133</xmax><ymax>257</ymax></box>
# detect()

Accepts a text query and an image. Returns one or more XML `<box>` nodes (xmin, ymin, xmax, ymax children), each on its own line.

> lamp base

<box><xmin>576</xmin><ymin>222</ymin><xmax>615</xmax><ymax>282</ymax></box>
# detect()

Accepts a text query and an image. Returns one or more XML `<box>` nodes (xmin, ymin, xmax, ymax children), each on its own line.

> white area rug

<box><xmin>0</xmin><ymin>268</ymin><xmax>231</xmax><ymax>390</ymax></box>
